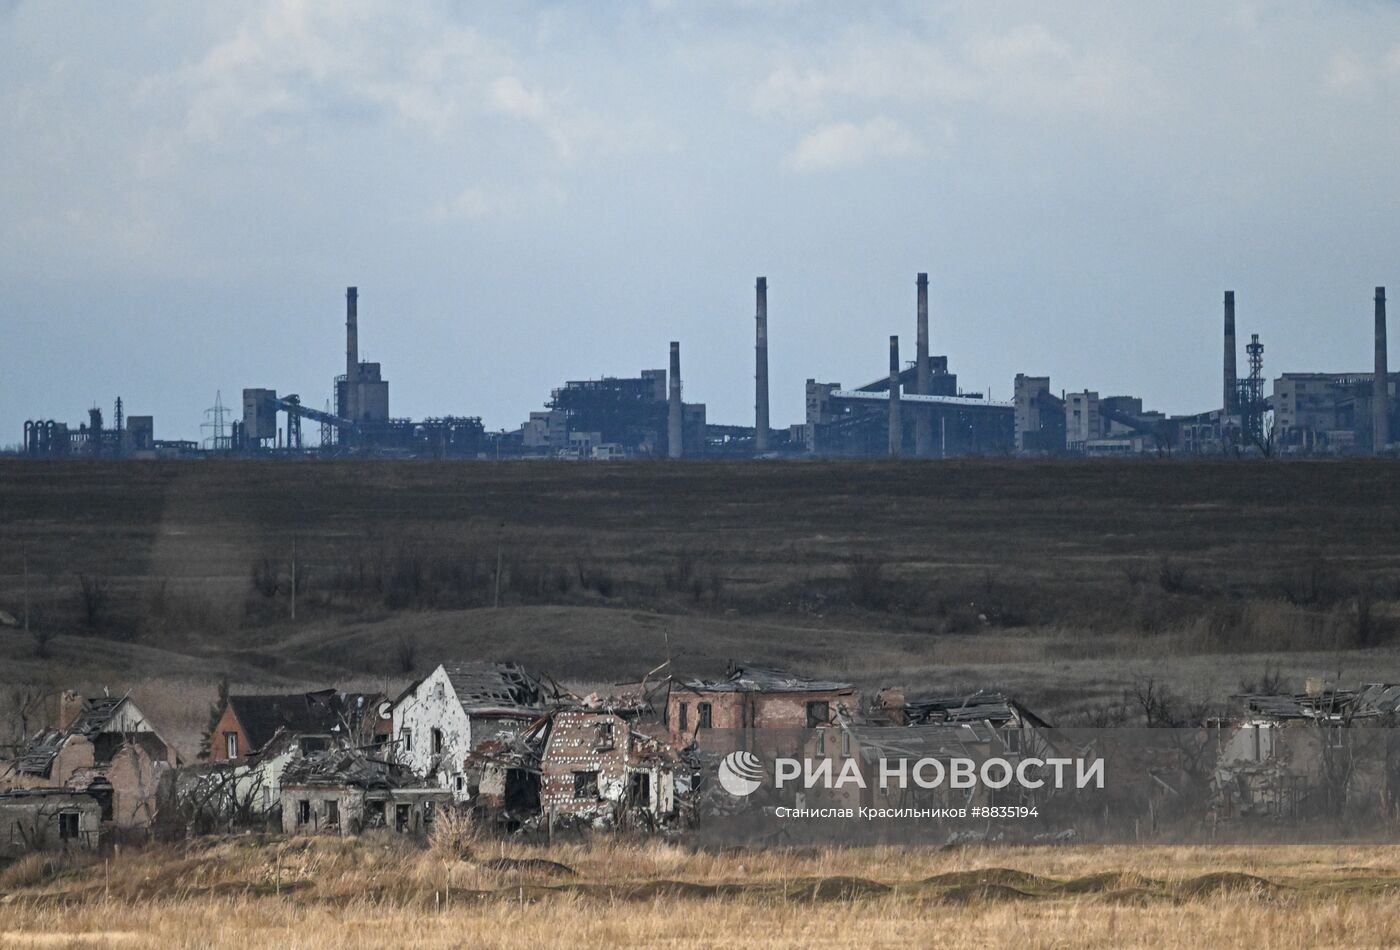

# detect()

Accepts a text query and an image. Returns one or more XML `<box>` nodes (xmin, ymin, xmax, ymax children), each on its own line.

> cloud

<box><xmin>1326</xmin><ymin>44</ymin><xmax>1400</xmax><ymax>92</ymax></box>
<box><xmin>170</xmin><ymin>1</ymin><xmax>584</xmax><ymax>156</ymax></box>
<box><xmin>785</xmin><ymin>117</ymin><xmax>923</xmax><ymax>172</ymax></box>
<box><xmin>430</xmin><ymin>179</ymin><xmax>567</xmax><ymax>221</ymax></box>
<box><xmin>750</xmin><ymin>21</ymin><xmax>1141</xmax><ymax>122</ymax></box>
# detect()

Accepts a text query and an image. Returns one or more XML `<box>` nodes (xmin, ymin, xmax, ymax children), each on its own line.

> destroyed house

<box><xmin>209</xmin><ymin>689</ymin><xmax>390</xmax><ymax>764</ymax></box>
<box><xmin>666</xmin><ymin>664</ymin><xmax>859</xmax><ymax>754</ymax></box>
<box><xmin>0</xmin><ymin>692</ymin><xmax>177</xmax><ymax>831</ymax></box>
<box><xmin>279</xmin><ymin>749</ymin><xmax>452</xmax><ymax>836</ymax></box>
<box><xmin>802</xmin><ymin>723</ymin><xmax>1001</xmax><ymax>810</ymax></box>
<box><xmin>0</xmin><ymin>788</ymin><xmax>103</xmax><ymax>858</ymax></box>
<box><xmin>1212</xmin><ymin>685</ymin><xmax>1400</xmax><ymax>820</ymax></box>
<box><xmin>872</xmin><ymin>689</ymin><xmax>1054</xmax><ymax>759</ymax></box>
<box><xmin>539</xmin><ymin>711</ymin><xmax>680</xmax><ymax>828</ymax></box>
<box><xmin>392</xmin><ymin>662</ymin><xmax>555</xmax><ymax>801</ymax></box>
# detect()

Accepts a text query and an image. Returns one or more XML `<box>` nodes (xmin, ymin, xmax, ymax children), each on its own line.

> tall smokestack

<box><xmin>755</xmin><ymin>277</ymin><xmax>770</xmax><ymax>456</ymax></box>
<box><xmin>1223</xmin><ymin>290</ymin><xmax>1236</xmax><ymax>415</ymax></box>
<box><xmin>1376</xmin><ymin>287</ymin><xmax>1390</xmax><ymax>454</ymax></box>
<box><xmin>346</xmin><ymin>286</ymin><xmax>359</xmax><ymax>421</ymax></box>
<box><xmin>888</xmin><ymin>335</ymin><xmax>902</xmax><ymax>457</ymax></box>
<box><xmin>914</xmin><ymin>273</ymin><xmax>932</xmax><ymax>457</ymax></box>
<box><xmin>668</xmin><ymin>341</ymin><xmax>683</xmax><ymax>459</ymax></box>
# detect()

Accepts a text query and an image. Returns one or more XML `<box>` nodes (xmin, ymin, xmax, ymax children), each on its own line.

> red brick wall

<box><xmin>207</xmin><ymin>705</ymin><xmax>251</xmax><ymax>762</ymax></box>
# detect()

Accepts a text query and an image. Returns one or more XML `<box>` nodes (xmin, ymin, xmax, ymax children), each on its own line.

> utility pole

<box><xmin>290</xmin><ymin>539</ymin><xmax>297</xmax><ymax>621</ymax></box>
<box><xmin>22</xmin><ymin>543</ymin><xmax>30</xmax><ymax>633</ymax></box>
<box><xmin>493</xmin><ymin>524</ymin><xmax>504</xmax><ymax>609</ymax></box>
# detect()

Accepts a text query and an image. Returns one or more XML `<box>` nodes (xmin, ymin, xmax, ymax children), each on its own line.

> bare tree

<box><xmin>76</xmin><ymin>574</ymin><xmax>110</xmax><ymax>628</ymax></box>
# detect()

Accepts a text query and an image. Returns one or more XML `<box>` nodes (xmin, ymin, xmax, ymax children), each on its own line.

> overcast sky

<box><xmin>5</xmin><ymin>1</ymin><xmax>1400</xmax><ymax>444</ymax></box>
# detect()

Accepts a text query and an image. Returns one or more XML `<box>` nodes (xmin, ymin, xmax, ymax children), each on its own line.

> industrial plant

<box><xmin>18</xmin><ymin>278</ymin><xmax>1399</xmax><ymax>461</ymax></box>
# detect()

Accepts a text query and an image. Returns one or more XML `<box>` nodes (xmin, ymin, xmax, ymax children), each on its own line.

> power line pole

<box><xmin>290</xmin><ymin>539</ymin><xmax>297</xmax><ymax>621</ymax></box>
<box><xmin>22</xmin><ymin>543</ymin><xmax>30</xmax><ymax>633</ymax></box>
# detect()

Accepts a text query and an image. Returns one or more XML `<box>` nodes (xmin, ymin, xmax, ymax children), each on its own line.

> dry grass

<box><xmin>1</xmin><ymin>839</ymin><xmax>1398</xmax><ymax>948</ymax></box>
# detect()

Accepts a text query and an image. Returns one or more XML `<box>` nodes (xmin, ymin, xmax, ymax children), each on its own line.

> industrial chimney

<box><xmin>1376</xmin><ymin>287</ymin><xmax>1390</xmax><ymax>454</ymax></box>
<box><xmin>914</xmin><ymin>273</ymin><xmax>932</xmax><ymax>457</ymax></box>
<box><xmin>346</xmin><ymin>286</ymin><xmax>359</xmax><ymax>422</ymax></box>
<box><xmin>888</xmin><ymin>335</ymin><xmax>902</xmax><ymax>457</ymax></box>
<box><xmin>755</xmin><ymin>277</ymin><xmax>770</xmax><ymax>456</ymax></box>
<box><xmin>1223</xmin><ymin>290</ymin><xmax>1237</xmax><ymax>415</ymax></box>
<box><xmin>668</xmin><ymin>341</ymin><xmax>683</xmax><ymax>459</ymax></box>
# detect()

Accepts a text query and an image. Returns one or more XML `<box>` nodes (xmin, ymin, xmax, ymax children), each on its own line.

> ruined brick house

<box><xmin>195</xmin><ymin>689</ymin><xmax>392</xmax><ymax>822</ymax></box>
<box><xmin>391</xmin><ymin>662</ymin><xmax>555</xmax><ymax>802</ymax></box>
<box><xmin>0</xmin><ymin>692</ymin><xmax>177</xmax><ymax>832</ymax></box>
<box><xmin>538</xmin><ymin>711</ymin><xmax>681</xmax><ymax>828</ymax></box>
<box><xmin>209</xmin><ymin>689</ymin><xmax>391</xmax><ymax>764</ymax></box>
<box><xmin>665</xmin><ymin>664</ymin><xmax>859</xmax><ymax>754</ymax></box>
<box><xmin>801</xmin><ymin>723</ymin><xmax>998</xmax><ymax>811</ymax></box>
<box><xmin>0</xmin><ymin>788</ymin><xmax>102</xmax><ymax>858</ymax></box>
<box><xmin>871</xmin><ymin>690</ymin><xmax>1055</xmax><ymax>760</ymax></box>
<box><xmin>279</xmin><ymin>749</ymin><xmax>452</xmax><ymax>837</ymax></box>
<box><xmin>1212</xmin><ymin>684</ymin><xmax>1400</xmax><ymax>820</ymax></box>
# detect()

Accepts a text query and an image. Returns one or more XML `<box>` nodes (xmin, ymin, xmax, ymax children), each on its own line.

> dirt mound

<box><xmin>1176</xmin><ymin>872</ymin><xmax>1281</xmax><ymax>897</ymax></box>
<box><xmin>605</xmin><ymin>880</ymin><xmax>723</xmax><ymax>901</ymax></box>
<box><xmin>792</xmin><ymin>877</ymin><xmax>892</xmax><ymax>900</ymax></box>
<box><xmin>937</xmin><ymin>883</ymin><xmax>1035</xmax><ymax>903</ymax></box>
<box><xmin>1056</xmin><ymin>871</ymin><xmax>1161</xmax><ymax>894</ymax></box>
<box><xmin>1097</xmin><ymin>887</ymin><xmax>1161</xmax><ymax>906</ymax></box>
<box><xmin>481</xmin><ymin>857</ymin><xmax>576</xmax><ymax>877</ymax></box>
<box><xmin>923</xmin><ymin>868</ymin><xmax>1052</xmax><ymax>891</ymax></box>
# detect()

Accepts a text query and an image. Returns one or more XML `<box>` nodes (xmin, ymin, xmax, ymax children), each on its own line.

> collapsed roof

<box><xmin>1238</xmin><ymin>684</ymin><xmax>1400</xmax><ymax>722</ymax></box>
<box><xmin>444</xmin><ymin>661</ymin><xmax>554</xmax><ymax>714</ymax></box>
<box><xmin>672</xmin><ymin>663</ymin><xmax>855</xmax><ymax>694</ymax></box>
<box><xmin>225</xmin><ymin>689</ymin><xmax>364</xmax><ymax>752</ymax></box>
<box><xmin>903</xmin><ymin>692</ymin><xmax>1051</xmax><ymax>729</ymax></box>
<box><xmin>280</xmin><ymin>749</ymin><xmax>419</xmax><ymax>790</ymax></box>
<box><xmin>14</xmin><ymin>695</ymin><xmax>168</xmax><ymax>778</ymax></box>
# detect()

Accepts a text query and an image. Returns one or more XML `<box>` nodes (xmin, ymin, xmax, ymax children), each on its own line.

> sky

<box><xmin>5</xmin><ymin>1</ymin><xmax>1400</xmax><ymax>445</ymax></box>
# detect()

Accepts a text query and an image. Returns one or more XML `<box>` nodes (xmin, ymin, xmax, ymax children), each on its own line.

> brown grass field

<box><xmin>2</xmin><ymin>837</ymin><xmax>1400</xmax><ymax>948</ymax></box>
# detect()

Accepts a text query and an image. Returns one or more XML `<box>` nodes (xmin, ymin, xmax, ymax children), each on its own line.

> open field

<box><xmin>2</xmin><ymin>837</ymin><xmax>1400</xmax><ymax>948</ymax></box>
<box><xmin>3</xmin><ymin>458</ymin><xmax>1400</xmax><ymax>753</ymax></box>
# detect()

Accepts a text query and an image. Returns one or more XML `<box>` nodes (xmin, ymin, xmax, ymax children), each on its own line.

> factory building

<box><xmin>1273</xmin><ymin>373</ymin><xmax>1398</xmax><ymax>455</ymax></box>
<box><xmin>524</xmin><ymin>354</ymin><xmax>706</xmax><ymax>459</ymax></box>
<box><xmin>23</xmin><ymin>399</ymin><xmax>193</xmax><ymax>459</ymax></box>
<box><xmin>1064</xmin><ymin>391</ymin><xmax>1102</xmax><ymax>452</ymax></box>
<box><xmin>16</xmin><ymin>276</ymin><xmax>1399</xmax><ymax>463</ymax></box>
<box><xmin>236</xmin><ymin>288</ymin><xmax>487</xmax><ymax>457</ymax></box>
<box><xmin>805</xmin><ymin>372</ymin><xmax>1014</xmax><ymax>457</ymax></box>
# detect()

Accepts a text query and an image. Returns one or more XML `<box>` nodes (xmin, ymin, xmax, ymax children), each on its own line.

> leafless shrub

<box><xmin>1127</xmin><ymin>676</ymin><xmax>1210</xmax><ymax>727</ymax></box>
<box><xmin>395</xmin><ymin>634</ymin><xmax>419</xmax><ymax>674</ymax></box>
<box><xmin>1280</xmin><ymin>553</ymin><xmax>1347</xmax><ymax>607</ymax></box>
<box><xmin>1157</xmin><ymin>558</ymin><xmax>1189</xmax><ymax>594</ymax></box>
<box><xmin>1238</xmin><ymin>666</ymin><xmax>1286</xmax><ymax>695</ymax></box>
<box><xmin>1353</xmin><ymin>583</ymin><xmax>1378</xmax><ymax>648</ymax></box>
<box><xmin>576</xmin><ymin>560</ymin><xmax>616</xmax><ymax>598</ymax></box>
<box><xmin>662</xmin><ymin>554</ymin><xmax>696</xmax><ymax>593</ymax></box>
<box><xmin>846</xmin><ymin>554</ymin><xmax>890</xmax><ymax>610</ymax></box>
<box><xmin>76</xmin><ymin>574</ymin><xmax>110</xmax><ymax>628</ymax></box>
<box><xmin>429</xmin><ymin>806</ymin><xmax>477</xmax><ymax>859</ymax></box>
<box><xmin>251</xmin><ymin>558</ymin><xmax>281</xmax><ymax>598</ymax></box>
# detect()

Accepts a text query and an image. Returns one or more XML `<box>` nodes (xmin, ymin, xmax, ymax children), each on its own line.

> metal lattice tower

<box><xmin>321</xmin><ymin>400</ymin><xmax>334</xmax><ymax>449</ymax></box>
<box><xmin>1236</xmin><ymin>334</ymin><xmax>1266</xmax><ymax>446</ymax></box>
<box><xmin>202</xmin><ymin>391</ymin><xmax>232</xmax><ymax>451</ymax></box>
